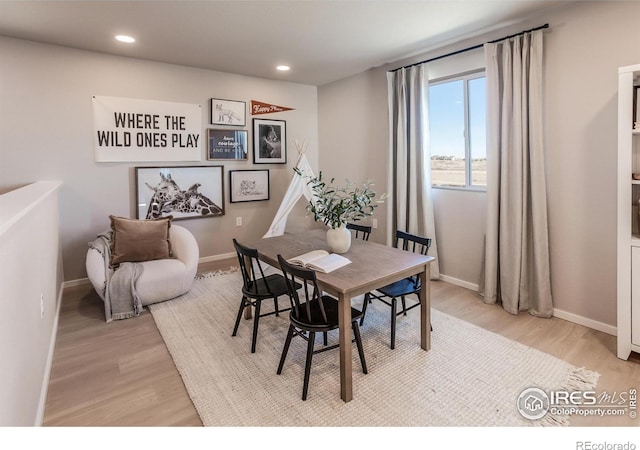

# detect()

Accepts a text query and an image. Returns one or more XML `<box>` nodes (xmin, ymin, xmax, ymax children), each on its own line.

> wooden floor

<box><xmin>43</xmin><ymin>258</ymin><xmax>640</xmax><ymax>427</ymax></box>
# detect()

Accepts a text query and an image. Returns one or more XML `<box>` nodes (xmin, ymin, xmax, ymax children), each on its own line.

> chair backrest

<box><xmin>394</xmin><ymin>231</ymin><xmax>431</xmax><ymax>290</ymax></box>
<box><xmin>346</xmin><ymin>223</ymin><xmax>372</xmax><ymax>241</ymax></box>
<box><xmin>395</xmin><ymin>230</ymin><xmax>431</xmax><ymax>255</ymax></box>
<box><xmin>232</xmin><ymin>239</ymin><xmax>272</xmax><ymax>294</ymax></box>
<box><xmin>277</xmin><ymin>254</ymin><xmax>329</xmax><ymax>326</ymax></box>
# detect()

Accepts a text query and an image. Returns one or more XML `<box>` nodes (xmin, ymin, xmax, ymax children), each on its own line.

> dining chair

<box><xmin>346</xmin><ymin>222</ymin><xmax>372</xmax><ymax>241</ymax></box>
<box><xmin>360</xmin><ymin>230</ymin><xmax>432</xmax><ymax>349</ymax></box>
<box><xmin>232</xmin><ymin>239</ymin><xmax>299</xmax><ymax>353</ymax></box>
<box><xmin>276</xmin><ymin>254</ymin><xmax>368</xmax><ymax>400</ymax></box>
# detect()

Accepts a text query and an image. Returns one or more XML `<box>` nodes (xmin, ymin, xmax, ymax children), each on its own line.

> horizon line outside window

<box><xmin>428</xmin><ymin>72</ymin><xmax>486</xmax><ymax>190</ymax></box>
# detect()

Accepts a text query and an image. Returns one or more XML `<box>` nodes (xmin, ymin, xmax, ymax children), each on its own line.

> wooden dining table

<box><xmin>249</xmin><ymin>228</ymin><xmax>435</xmax><ymax>403</ymax></box>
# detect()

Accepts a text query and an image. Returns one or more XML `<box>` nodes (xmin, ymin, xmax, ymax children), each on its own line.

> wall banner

<box><xmin>250</xmin><ymin>100</ymin><xmax>295</xmax><ymax>115</ymax></box>
<box><xmin>92</xmin><ymin>96</ymin><xmax>202</xmax><ymax>162</ymax></box>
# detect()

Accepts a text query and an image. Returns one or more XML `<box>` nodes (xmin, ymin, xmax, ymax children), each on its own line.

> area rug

<box><xmin>149</xmin><ymin>270</ymin><xmax>599</xmax><ymax>427</ymax></box>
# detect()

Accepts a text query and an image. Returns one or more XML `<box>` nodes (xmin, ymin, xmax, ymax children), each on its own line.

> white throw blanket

<box><xmin>88</xmin><ymin>232</ymin><xmax>144</xmax><ymax>322</ymax></box>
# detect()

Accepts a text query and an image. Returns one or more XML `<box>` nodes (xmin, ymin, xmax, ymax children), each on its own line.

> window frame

<box><xmin>429</xmin><ymin>70</ymin><xmax>486</xmax><ymax>192</ymax></box>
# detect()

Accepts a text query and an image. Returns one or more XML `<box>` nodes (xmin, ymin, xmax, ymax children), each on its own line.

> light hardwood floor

<box><xmin>43</xmin><ymin>258</ymin><xmax>640</xmax><ymax>427</ymax></box>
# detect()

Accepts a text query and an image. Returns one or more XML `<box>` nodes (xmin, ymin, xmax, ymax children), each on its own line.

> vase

<box><xmin>326</xmin><ymin>223</ymin><xmax>351</xmax><ymax>254</ymax></box>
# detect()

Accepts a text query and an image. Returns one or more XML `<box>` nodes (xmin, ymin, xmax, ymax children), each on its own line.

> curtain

<box><xmin>482</xmin><ymin>30</ymin><xmax>553</xmax><ymax>316</ymax></box>
<box><xmin>386</xmin><ymin>64</ymin><xmax>440</xmax><ymax>278</ymax></box>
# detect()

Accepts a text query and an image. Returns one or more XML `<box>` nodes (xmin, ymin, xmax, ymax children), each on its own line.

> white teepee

<box><xmin>263</xmin><ymin>140</ymin><xmax>316</xmax><ymax>238</ymax></box>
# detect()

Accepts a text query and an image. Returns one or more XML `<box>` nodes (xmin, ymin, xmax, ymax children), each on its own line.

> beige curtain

<box><xmin>482</xmin><ymin>30</ymin><xmax>553</xmax><ymax>316</ymax></box>
<box><xmin>386</xmin><ymin>64</ymin><xmax>440</xmax><ymax>278</ymax></box>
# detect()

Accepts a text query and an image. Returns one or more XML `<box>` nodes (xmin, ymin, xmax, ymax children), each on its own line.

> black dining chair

<box><xmin>276</xmin><ymin>254</ymin><xmax>368</xmax><ymax>400</ymax></box>
<box><xmin>231</xmin><ymin>239</ymin><xmax>299</xmax><ymax>353</ymax></box>
<box><xmin>360</xmin><ymin>230</ymin><xmax>432</xmax><ymax>349</ymax></box>
<box><xmin>347</xmin><ymin>223</ymin><xmax>373</xmax><ymax>314</ymax></box>
<box><xmin>346</xmin><ymin>223</ymin><xmax>372</xmax><ymax>241</ymax></box>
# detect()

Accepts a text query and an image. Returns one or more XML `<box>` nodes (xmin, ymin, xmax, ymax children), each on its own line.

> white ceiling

<box><xmin>0</xmin><ymin>0</ymin><xmax>570</xmax><ymax>86</ymax></box>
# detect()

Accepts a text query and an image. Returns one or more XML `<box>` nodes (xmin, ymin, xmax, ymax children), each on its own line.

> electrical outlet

<box><xmin>372</xmin><ymin>219</ymin><xmax>378</xmax><ymax>229</ymax></box>
<box><xmin>236</xmin><ymin>217</ymin><xmax>242</xmax><ymax>226</ymax></box>
<box><xmin>40</xmin><ymin>294</ymin><xmax>44</xmax><ymax>319</ymax></box>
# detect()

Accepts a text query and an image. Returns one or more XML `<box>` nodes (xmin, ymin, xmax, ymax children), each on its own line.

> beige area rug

<box><xmin>149</xmin><ymin>270</ymin><xmax>599</xmax><ymax>427</ymax></box>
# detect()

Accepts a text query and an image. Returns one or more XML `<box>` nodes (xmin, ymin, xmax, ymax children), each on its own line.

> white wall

<box><xmin>318</xmin><ymin>1</ymin><xmax>640</xmax><ymax>328</ymax></box>
<box><xmin>542</xmin><ymin>1</ymin><xmax>640</xmax><ymax>327</ymax></box>
<box><xmin>0</xmin><ymin>37</ymin><xmax>319</xmax><ymax>281</ymax></box>
<box><xmin>432</xmin><ymin>189</ymin><xmax>486</xmax><ymax>287</ymax></box>
<box><xmin>0</xmin><ymin>181</ymin><xmax>63</xmax><ymax>426</ymax></box>
<box><xmin>318</xmin><ymin>69</ymin><xmax>389</xmax><ymax>243</ymax></box>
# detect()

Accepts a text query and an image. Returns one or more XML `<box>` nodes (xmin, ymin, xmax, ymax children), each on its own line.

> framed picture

<box><xmin>229</xmin><ymin>170</ymin><xmax>270</xmax><ymax>203</ymax></box>
<box><xmin>135</xmin><ymin>166</ymin><xmax>225</xmax><ymax>220</ymax></box>
<box><xmin>253</xmin><ymin>118</ymin><xmax>286</xmax><ymax>164</ymax></box>
<box><xmin>207</xmin><ymin>129</ymin><xmax>248</xmax><ymax>160</ymax></box>
<box><xmin>210</xmin><ymin>98</ymin><xmax>246</xmax><ymax>126</ymax></box>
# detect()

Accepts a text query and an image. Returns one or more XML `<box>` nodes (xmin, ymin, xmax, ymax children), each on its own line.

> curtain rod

<box><xmin>390</xmin><ymin>23</ymin><xmax>549</xmax><ymax>72</ymax></box>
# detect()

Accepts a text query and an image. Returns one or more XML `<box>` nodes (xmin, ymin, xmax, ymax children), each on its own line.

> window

<box><xmin>428</xmin><ymin>72</ymin><xmax>486</xmax><ymax>189</ymax></box>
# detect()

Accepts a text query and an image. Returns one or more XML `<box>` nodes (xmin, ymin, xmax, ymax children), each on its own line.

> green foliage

<box><xmin>295</xmin><ymin>168</ymin><xmax>386</xmax><ymax>229</ymax></box>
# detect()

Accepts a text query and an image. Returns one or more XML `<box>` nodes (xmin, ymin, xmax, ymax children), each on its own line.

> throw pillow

<box><xmin>109</xmin><ymin>215</ymin><xmax>173</xmax><ymax>266</ymax></box>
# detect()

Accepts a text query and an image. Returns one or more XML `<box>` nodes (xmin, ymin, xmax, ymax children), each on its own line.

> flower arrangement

<box><xmin>295</xmin><ymin>168</ymin><xmax>386</xmax><ymax>229</ymax></box>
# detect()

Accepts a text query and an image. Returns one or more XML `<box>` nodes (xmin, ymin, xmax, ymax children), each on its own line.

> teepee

<box><xmin>263</xmin><ymin>139</ymin><xmax>316</xmax><ymax>238</ymax></box>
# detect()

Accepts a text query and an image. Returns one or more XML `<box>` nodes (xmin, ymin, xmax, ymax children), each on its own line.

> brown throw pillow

<box><xmin>109</xmin><ymin>215</ymin><xmax>173</xmax><ymax>266</ymax></box>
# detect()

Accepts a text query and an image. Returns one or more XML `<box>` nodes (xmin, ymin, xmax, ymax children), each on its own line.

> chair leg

<box><xmin>352</xmin><ymin>321</ymin><xmax>368</xmax><ymax>374</ymax></box>
<box><xmin>251</xmin><ymin>299</ymin><xmax>261</xmax><ymax>353</ymax></box>
<box><xmin>401</xmin><ymin>295</ymin><xmax>407</xmax><ymax>316</ymax></box>
<box><xmin>390</xmin><ymin>297</ymin><xmax>397</xmax><ymax>350</ymax></box>
<box><xmin>302</xmin><ymin>331</ymin><xmax>315</xmax><ymax>401</ymax></box>
<box><xmin>360</xmin><ymin>292</ymin><xmax>370</xmax><ymax>326</ymax></box>
<box><xmin>274</xmin><ymin>296</ymin><xmax>280</xmax><ymax>317</ymax></box>
<box><xmin>277</xmin><ymin>325</ymin><xmax>295</xmax><ymax>375</ymax></box>
<box><xmin>323</xmin><ymin>331</ymin><xmax>328</xmax><ymax>346</ymax></box>
<box><xmin>232</xmin><ymin>296</ymin><xmax>247</xmax><ymax>336</ymax></box>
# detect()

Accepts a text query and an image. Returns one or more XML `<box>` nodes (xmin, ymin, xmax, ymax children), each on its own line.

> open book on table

<box><xmin>287</xmin><ymin>250</ymin><xmax>351</xmax><ymax>274</ymax></box>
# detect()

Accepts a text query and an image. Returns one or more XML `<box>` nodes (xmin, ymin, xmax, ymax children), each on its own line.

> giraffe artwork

<box><xmin>138</xmin><ymin>167</ymin><xmax>224</xmax><ymax>220</ymax></box>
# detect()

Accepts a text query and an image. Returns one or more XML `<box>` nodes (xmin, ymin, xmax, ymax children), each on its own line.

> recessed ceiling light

<box><xmin>115</xmin><ymin>35</ymin><xmax>135</xmax><ymax>44</ymax></box>
<box><xmin>276</xmin><ymin>65</ymin><xmax>290</xmax><ymax>72</ymax></box>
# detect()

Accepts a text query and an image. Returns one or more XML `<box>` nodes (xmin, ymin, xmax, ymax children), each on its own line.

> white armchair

<box><xmin>86</xmin><ymin>224</ymin><xmax>199</xmax><ymax>307</ymax></box>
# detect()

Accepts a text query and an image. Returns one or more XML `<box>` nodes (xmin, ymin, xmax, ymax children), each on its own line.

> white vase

<box><xmin>326</xmin><ymin>224</ymin><xmax>351</xmax><ymax>254</ymax></box>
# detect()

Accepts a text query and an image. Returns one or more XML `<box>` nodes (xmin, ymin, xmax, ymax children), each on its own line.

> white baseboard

<box><xmin>36</xmin><ymin>282</ymin><xmax>63</xmax><ymax>426</ymax></box>
<box><xmin>436</xmin><ymin>275</ymin><xmax>617</xmax><ymax>337</ymax></box>
<box><xmin>63</xmin><ymin>277</ymin><xmax>90</xmax><ymax>288</ymax></box>
<box><xmin>63</xmin><ymin>253</ymin><xmax>238</xmax><ymax>289</ymax></box>
<box><xmin>552</xmin><ymin>308</ymin><xmax>617</xmax><ymax>337</ymax></box>
<box><xmin>64</xmin><ymin>267</ymin><xmax>618</xmax><ymax>339</ymax></box>
<box><xmin>198</xmin><ymin>252</ymin><xmax>236</xmax><ymax>264</ymax></box>
<box><xmin>439</xmin><ymin>274</ymin><xmax>479</xmax><ymax>292</ymax></box>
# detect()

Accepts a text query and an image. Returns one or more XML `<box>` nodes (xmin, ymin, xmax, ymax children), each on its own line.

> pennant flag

<box><xmin>251</xmin><ymin>100</ymin><xmax>295</xmax><ymax>115</ymax></box>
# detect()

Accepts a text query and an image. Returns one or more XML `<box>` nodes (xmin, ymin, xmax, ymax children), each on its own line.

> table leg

<box><xmin>338</xmin><ymin>292</ymin><xmax>353</xmax><ymax>402</ymax></box>
<box><xmin>420</xmin><ymin>263</ymin><xmax>431</xmax><ymax>351</ymax></box>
